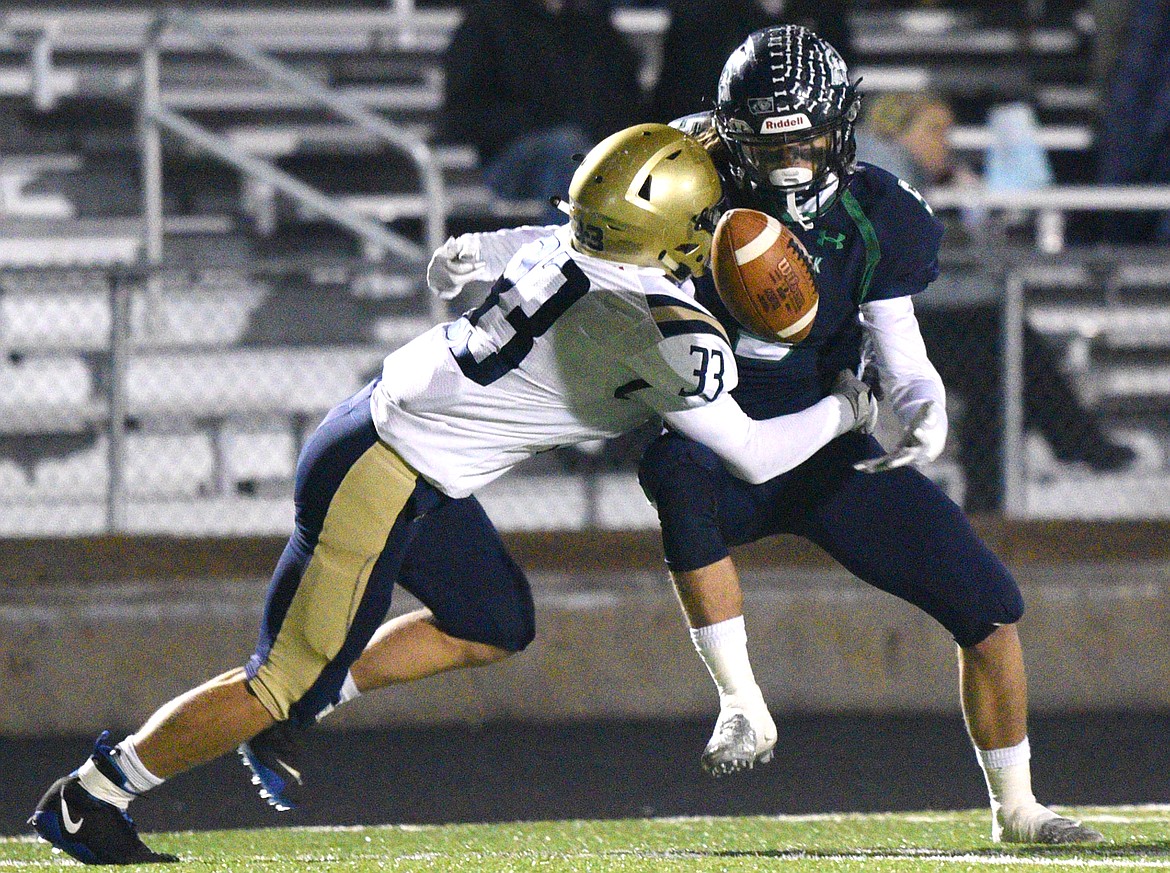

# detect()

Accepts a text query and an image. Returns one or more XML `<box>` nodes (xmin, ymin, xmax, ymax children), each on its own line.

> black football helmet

<box><xmin>714</xmin><ymin>25</ymin><xmax>861</xmax><ymax>224</ymax></box>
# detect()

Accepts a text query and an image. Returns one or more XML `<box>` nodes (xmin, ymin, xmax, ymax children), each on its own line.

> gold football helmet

<box><xmin>567</xmin><ymin>123</ymin><xmax>723</xmax><ymax>281</ymax></box>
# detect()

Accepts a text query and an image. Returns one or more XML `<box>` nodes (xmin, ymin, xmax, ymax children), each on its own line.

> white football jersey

<box><xmin>371</xmin><ymin>225</ymin><xmax>738</xmax><ymax>497</ymax></box>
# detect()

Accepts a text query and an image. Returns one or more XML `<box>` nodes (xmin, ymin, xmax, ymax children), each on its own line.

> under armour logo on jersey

<box><xmin>817</xmin><ymin>231</ymin><xmax>846</xmax><ymax>250</ymax></box>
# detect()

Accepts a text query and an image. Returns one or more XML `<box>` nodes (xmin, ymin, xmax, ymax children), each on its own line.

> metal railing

<box><xmin>138</xmin><ymin>9</ymin><xmax>445</xmax><ymax>272</ymax></box>
<box><xmin>121</xmin><ymin>8</ymin><xmax>451</xmax><ymax>531</ymax></box>
<box><xmin>1001</xmin><ymin>269</ymin><xmax>1028</xmax><ymax>517</ymax></box>
<box><xmin>3</xmin><ymin>251</ymin><xmax>1170</xmax><ymax>535</ymax></box>
<box><xmin>927</xmin><ymin>185</ymin><xmax>1170</xmax><ymax>516</ymax></box>
<box><xmin>925</xmin><ymin>183</ymin><xmax>1170</xmax><ymax>254</ymax></box>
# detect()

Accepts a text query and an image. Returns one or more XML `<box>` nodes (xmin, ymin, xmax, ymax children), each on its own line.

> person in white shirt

<box><xmin>29</xmin><ymin>123</ymin><xmax>876</xmax><ymax>864</ymax></box>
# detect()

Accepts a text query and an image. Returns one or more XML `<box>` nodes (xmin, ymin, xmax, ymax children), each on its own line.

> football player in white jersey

<box><xmin>29</xmin><ymin>124</ymin><xmax>877</xmax><ymax>864</ymax></box>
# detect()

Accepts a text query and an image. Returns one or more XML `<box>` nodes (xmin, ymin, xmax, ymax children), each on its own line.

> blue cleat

<box><xmin>238</xmin><ymin>722</ymin><xmax>306</xmax><ymax>812</ymax></box>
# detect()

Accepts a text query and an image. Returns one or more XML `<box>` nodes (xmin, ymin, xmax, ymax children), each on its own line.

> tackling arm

<box><xmin>661</xmin><ymin>390</ymin><xmax>857</xmax><ymax>485</ymax></box>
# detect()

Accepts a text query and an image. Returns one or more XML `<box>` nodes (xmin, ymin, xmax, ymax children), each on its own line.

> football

<box><xmin>711</xmin><ymin>208</ymin><xmax>819</xmax><ymax>343</ymax></box>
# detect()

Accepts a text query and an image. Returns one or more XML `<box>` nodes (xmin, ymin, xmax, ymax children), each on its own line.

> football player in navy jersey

<box><xmin>637</xmin><ymin>26</ymin><xmax>1103</xmax><ymax>845</ymax></box>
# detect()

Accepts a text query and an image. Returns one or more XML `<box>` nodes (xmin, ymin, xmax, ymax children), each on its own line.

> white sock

<box><xmin>114</xmin><ymin>739</ymin><xmax>166</xmax><ymax>794</ymax></box>
<box><xmin>76</xmin><ymin>759</ymin><xmax>136</xmax><ymax>810</ymax></box>
<box><xmin>338</xmin><ymin>671</ymin><xmax>362</xmax><ymax>705</ymax></box>
<box><xmin>976</xmin><ymin>737</ymin><xmax>1056</xmax><ymax>834</ymax></box>
<box><xmin>75</xmin><ymin>738</ymin><xmax>162</xmax><ymax>810</ymax></box>
<box><xmin>689</xmin><ymin>616</ymin><xmax>765</xmax><ymax>711</ymax></box>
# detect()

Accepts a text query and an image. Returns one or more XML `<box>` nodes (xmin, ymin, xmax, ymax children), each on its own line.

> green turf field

<box><xmin>4</xmin><ymin>807</ymin><xmax>1168</xmax><ymax>871</ymax></box>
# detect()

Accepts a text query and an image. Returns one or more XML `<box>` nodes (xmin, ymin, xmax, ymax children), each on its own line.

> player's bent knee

<box><xmin>960</xmin><ymin>620</ymin><xmax>1020</xmax><ymax>654</ymax></box>
<box><xmin>953</xmin><ymin>585</ymin><xmax>1025</xmax><ymax>648</ymax></box>
<box><xmin>490</xmin><ymin>605</ymin><xmax>536</xmax><ymax>653</ymax></box>
<box><xmin>993</xmin><ymin>579</ymin><xmax>1026</xmax><ymax>628</ymax></box>
<box><xmin>638</xmin><ymin>437</ymin><xmax>722</xmax><ymax>527</ymax></box>
<box><xmin>244</xmin><ymin>671</ymin><xmax>297</xmax><ymax>723</ymax></box>
<box><xmin>1003</xmin><ymin>588</ymin><xmax>1025</xmax><ymax>626</ymax></box>
<box><xmin>433</xmin><ymin>595</ymin><xmax>535</xmax><ymax>655</ymax></box>
<box><xmin>638</xmin><ymin>433</ymin><xmax>723</xmax><ymax>504</ymax></box>
<box><xmin>638</xmin><ymin>434</ymin><xmax>731</xmax><ymax>572</ymax></box>
<box><xmin>457</xmin><ymin>637</ymin><xmax>514</xmax><ymax>666</ymax></box>
<box><xmin>245</xmin><ymin>644</ymin><xmax>337</xmax><ymax>724</ymax></box>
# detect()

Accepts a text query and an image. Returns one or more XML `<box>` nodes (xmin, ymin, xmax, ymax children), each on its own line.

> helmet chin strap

<box><xmin>770</xmin><ymin>166</ymin><xmax>816</xmax><ymax>229</ymax></box>
<box><xmin>785</xmin><ymin>192</ymin><xmax>814</xmax><ymax>230</ymax></box>
<box><xmin>767</xmin><ymin>170</ymin><xmax>840</xmax><ymax>230</ymax></box>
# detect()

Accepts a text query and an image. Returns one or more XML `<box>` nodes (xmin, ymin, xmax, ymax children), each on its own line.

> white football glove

<box><xmin>426</xmin><ymin>234</ymin><xmax>491</xmax><ymax>300</ymax></box>
<box><xmin>854</xmin><ymin>400</ymin><xmax>944</xmax><ymax>473</ymax></box>
<box><xmin>831</xmin><ymin>369</ymin><xmax>879</xmax><ymax>435</ymax></box>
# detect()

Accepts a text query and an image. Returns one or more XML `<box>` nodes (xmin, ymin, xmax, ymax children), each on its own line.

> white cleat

<box><xmin>995</xmin><ymin>803</ymin><xmax>1104</xmax><ymax>844</ymax></box>
<box><xmin>700</xmin><ymin>710</ymin><xmax>776</xmax><ymax>777</ymax></box>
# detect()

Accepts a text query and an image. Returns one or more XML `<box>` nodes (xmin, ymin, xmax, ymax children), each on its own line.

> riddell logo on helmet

<box><xmin>761</xmin><ymin>114</ymin><xmax>811</xmax><ymax>134</ymax></box>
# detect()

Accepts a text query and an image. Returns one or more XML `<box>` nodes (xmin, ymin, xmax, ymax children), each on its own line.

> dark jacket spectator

<box><xmin>441</xmin><ymin>0</ymin><xmax>645</xmax><ymax>164</ymax></box>
<box><xmin>649</xmin><ymin>0</ymin><xmax>853</xmax><ymax>125</ymax></box>
<box><xmin>1097</xmin><ymin>0</ymin><xmax>1170</xmax><ymax>243</ymax></box>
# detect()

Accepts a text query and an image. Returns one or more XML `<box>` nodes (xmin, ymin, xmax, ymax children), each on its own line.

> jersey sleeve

<box><xmin>625</xmin><ymin>285</ymin><xmax>740</xmax><ymax>413</ymax></box>
<box><xmin>647</xmin><ymin>330</ymin><xmax>739</xmax><ymax>409</ymax></box>
<box><xmin>662</xmin><ymin>392</ymin><xmax>849</xmax><ymax>483</ymax></box>
<box><xmin>476</xmin><ymin>224</ymin><xmax>560</xmax><ymax>275</ymax></box>
<box><xmin>860</xmin><ymin>295</ymin><xmax>948</xmax><ymax>442</ymax></box>
<box><xmin>864</xmin><ymin>170</ymin><xmax>946</xmax><ymax>302</ymax></box>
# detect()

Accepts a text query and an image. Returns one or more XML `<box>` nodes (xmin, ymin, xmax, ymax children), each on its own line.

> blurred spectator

<box><xmin>1090</xmin><ymin>0</ymin><xmax>1137</xmax><ymax>97</ymax></box>
<box><xmin>1096</xmin><ymin>0</ymin><xmax>1170</xmax><ymax>244</ymax></box>
<box><xmin>856</xmin><ymin>92</ymin><xmax>1135</xmax><ymax>512</ymax></box>
<box><xmin>440</xmin><ymin>0</ymin><xmax>645</xmax><ymax>224</ymax></box>
<box><xmin>649</xmin><ymin>0</ymin><xmax>853</xmax><ymax>124</ymax></box>
<box><xmin>857</xmin><ymin>91</ymin><xmax>979</xmax><ymax>187</ymax></box>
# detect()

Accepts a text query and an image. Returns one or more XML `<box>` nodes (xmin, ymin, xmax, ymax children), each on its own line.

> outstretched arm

<box><xmin>661</xmin><ymin>372</ymin><xmax>874</xmax><ymax>484</ymax></box>
<box><xmin>427</xmin><ymin>225</ymin><xmax>557</xmax><ymax>300</ymax></box>
<box><xmin>862</xmin><ymin>295</ymin><xmax>946</xmax><ymax>428</ymax></box>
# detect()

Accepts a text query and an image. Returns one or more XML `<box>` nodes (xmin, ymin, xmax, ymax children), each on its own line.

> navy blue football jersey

<box><xmin>692</xmin><ymin>155</ymin><xmax>945</xmax><ymax>420</ymax></box>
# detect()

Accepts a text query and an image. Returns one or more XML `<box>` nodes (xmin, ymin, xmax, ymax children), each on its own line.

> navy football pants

<box><xmin>245</xmin><ymin>381</ymin><xmax>535</xmax><ymax>725</ymax></box>
<box><xmin>638</xmin><ymin>430</ymin><xmax>1024</xmax><ymax>647</ymax></box>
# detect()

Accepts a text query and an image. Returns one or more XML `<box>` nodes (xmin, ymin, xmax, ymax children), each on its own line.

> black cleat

<box><xmin>1084</xmin><ymin>443</ymin><xmax>1137</xmax><ymax>473</ymax></box>
<box><xmin>238</xmin><ymin>721</ymin><xmax>307</xmax><ymax>812</ymax></box>
<box><xmin>29</xmin><ymin>774</ymin><xmax>177</xmax><ymax>865</ymax></box>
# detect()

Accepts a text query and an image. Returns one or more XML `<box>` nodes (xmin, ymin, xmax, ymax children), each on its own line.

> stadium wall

<box><xmin>2</xmin><ymin>523</ymin><xmax>1169</xmax><ymax>736</ymax></box>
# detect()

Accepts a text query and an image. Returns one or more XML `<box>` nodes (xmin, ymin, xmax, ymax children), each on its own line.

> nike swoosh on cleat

<box><xmin>279</xmin><ymin>760</ymin><xmax>303</xmax><ymax>783</ymax></box>
<box><xmin>60</xmin><ymin>796</ymin><xmax>84</xmax><ymax>834</ymax></box>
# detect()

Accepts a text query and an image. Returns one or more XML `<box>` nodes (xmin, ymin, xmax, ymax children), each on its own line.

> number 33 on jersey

<box><xmin>370</xmin><ymin>225</ymin><xmax>738</xmax><ymax>498</ymax></box>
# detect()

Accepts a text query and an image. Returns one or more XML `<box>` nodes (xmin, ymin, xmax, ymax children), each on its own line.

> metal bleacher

<box><xmin>0</xmin><ymin>5</ymin><xmax>541</xmax><ymax>536</ymax></box>
<box><xmin>1</xmin><ymin>2</ymin><xmax>1168</xmax><ymax>534</ymax></box>
<box><xmin>976</xmin><ymin>255</ymin><xmax>1170</xmax><ymax>519</ymax></box>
